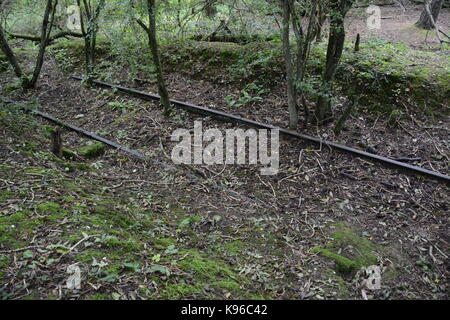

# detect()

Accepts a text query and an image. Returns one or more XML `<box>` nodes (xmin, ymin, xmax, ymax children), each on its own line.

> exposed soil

<box><xmin>346</xmin><ymin>4</ymin><xmax>450</xmax><ymax>49</ymax></box>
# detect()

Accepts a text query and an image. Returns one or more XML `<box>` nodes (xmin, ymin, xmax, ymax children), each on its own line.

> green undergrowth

<box><xmin>336</xmin><ymin>39</ymin><xmax>450</xmax><ymax>116</ymax></box>
<box><xmin>51</xmin><ymin>37</ymin><xmax>449</xmax><ymax>117</ymax></box>
<box><xmin>0</xmin><ymin>103</ymin><xmax>272</xmax><ymax>300</ymax></box>
<box><xmin>171</xmin><ymin>38</ymin><xmax>449</xmax><ymax>116</ymax></box>
<box><xmin>311</xmin><ymin>222</ymin><xmax>378</xmax><ymax>276</ymax></box>
<box><xmin>49</xmin><ymin>38</ymin><xmax>111</xmax><ymax>73</ymax></box>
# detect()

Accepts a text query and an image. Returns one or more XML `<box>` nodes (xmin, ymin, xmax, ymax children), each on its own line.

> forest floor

<box><xmin>345</xmin><ymin>4</ymin><xmax>450</xmax><ymax>49</ymax></box>
<box><xmin>0</xmin><ymin>5</ymin><xmax>449</xmax><ymax>300</ymax></box>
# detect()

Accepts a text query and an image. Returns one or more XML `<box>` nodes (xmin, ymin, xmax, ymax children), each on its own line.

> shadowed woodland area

<box><xmin>0</xmin><ymin>0</ymin><xmax>449</xmax><ymax>300</ymax></box>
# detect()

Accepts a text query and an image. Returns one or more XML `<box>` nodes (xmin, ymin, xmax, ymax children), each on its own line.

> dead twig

<box><xmin>56</xmin><ymin>234</ymin><xmax>99</xmax><ymax>261</ymax></box>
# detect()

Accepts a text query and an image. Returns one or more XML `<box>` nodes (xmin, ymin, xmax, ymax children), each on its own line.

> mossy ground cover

<box><xmin>335</xmin><ymin>39</ymin><xmax>450</xmax><ymax>115</ymax></box>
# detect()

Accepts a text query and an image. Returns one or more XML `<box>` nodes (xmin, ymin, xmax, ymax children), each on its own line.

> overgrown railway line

<box><xmin>1</xmin><ymin>98</ymin><xmax>262</xmax><ymax>205</ymax></box>
<box><xmin>2</xmin><ymin>76</ymin><xmax>449</xmax><ymax>187</ymax></box>
<box><xmin>68</xmin><ymin>76</ymin><xmax>450</xmax><ymax>185</ymax></box>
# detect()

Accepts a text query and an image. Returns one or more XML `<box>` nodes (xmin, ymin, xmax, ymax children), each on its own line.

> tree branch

<box><xmin>135</xmin><ymin>18</ymin><xmax>150</xmax><ymax>34</ymax></box>
<box><xmin>424</xmin><ymin>0</ymin><xmax>447</xmax><ymax>47</ymax></box>
<box><xmin>7</xmin><ymin>31</ymin><xmax>84</xmax><ymax>44</ymax></box>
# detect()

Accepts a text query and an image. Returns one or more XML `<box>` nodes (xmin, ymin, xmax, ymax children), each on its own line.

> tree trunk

<box><xmin>315</xmin><ymin>0</ymin><xmax>354</xmax><ymax>124</ymax></box>
<box><xmin>78</xmin><ymin>0</ymin><xmax>105</xmax><ymax>83</ymax></box>
<box><xmin>354</xmin><ymin>33</ymin><xmax>360</xmax><ymax>52</ymax></box>
<box><xmin>0</xmin><ymin>24</ymin><xmax>28</xmax><ymax>87</ymax></box>
<box><xmin>416</xmin><ymin>0</ymin><xmax>444</xmax><ymax>29</ymax></box>
<box><xmin>30</xmin><ymin>0</ymin><xmax>58</xmax><ymax>88</ymax></box>
<box><xmin>51</xmin><ymin>127</ymin><xmax>63</xmax><ymax>158</ymax></box>
<box><xmin>315</xmin><ymin>3</ymin><xmax>327</xmax><ymax>43</ymax></box>
<box><xmin>76</xmin><ymin>0</ymin><xmax>89</xmax><ymax>77</ymax></box>
<box><xmin>280</xmin><ymin>0</ymin><xmax>298</xmax><ymax>129</ymax></box>
<box><xmin>0</xmin><ymin>0</ymin><xmax>57</xmax><ymax>89</ymax></box>
<box><xmin>146</xmin><ymin>0</ymin><xmax>172</xmax><ymax>116</ymax></box>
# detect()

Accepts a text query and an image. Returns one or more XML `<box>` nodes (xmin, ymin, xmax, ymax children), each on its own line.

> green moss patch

<box><xmin>179</xmin><ymin>250</ymin><xmax>236</xmax><ymax>281</ymax></box>
<box><xmin>61</xmin><ymin>148</ymin><xmax>77</xmax><ymax>160</ymax></box>
<box><xmin>49</xmin><ymin>38</ymin><xmax>111</xmax><ymax>71</ymax></box>
<box><xmin>312</xmin><ymin>222</ymin><xmax>378</xmax><ymax>275</ymax></box>
<box><xmin>211</xmin><ymin>280</ymin><xmax>241</xmax><ymax>291</ymax></box>
<box><xmin>159</xmin><ymin>249</ymin><xmax>247</xmax><ymax>299</ymax></box>
<box><xmin>88</xmin><ymin>293</ymin><xmax>112</xmax><ymax>300</ymax></box>
<box><xmin>36</xmin><ymin>202</ymin><xmax>61</xmax><ymax>214</ymax></box>
<box><xmin>77</xmin><ymin>142</ymin><xmax>106</xmax><ymax>159</ymax></box>
<box><xmin>335</xmin><ymin>39</ymin><xmax>450</xmax><ymax>115</ymax></box>
<box><xmin>312</xmin><ymin>247</ymin><xmax>358</xmax><ymax>275</ymax></box>
<box><xmin>0</xmin><ymin>190</ymin><xmax>14</xmax><ymax>202</ymax></box>
<box><xmin>162</xmin><ymin>283</ymin><xmax>201</xmax><ymax>300</ymax></box>
<box><xmin>0</xmin><ymin>254</ymin><xmax>10</xmax><ymax>279</ymax></box>
<box><xmin>153</xmin><ymin>237</ymin><xmax>177</xmax><ymax>249</ymax></box>
<box><xmin>223</xmin><ymin>240</ymin><xmax>245</xmax><ymax>254</ymax></box>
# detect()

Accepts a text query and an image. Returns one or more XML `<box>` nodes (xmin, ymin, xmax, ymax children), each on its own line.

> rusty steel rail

<box><xmin>1</xmin><ymin>98</ymin><xmax>261</xmax><ymax>204</ymax></box>
<box><xmin>70</xmin><ymin>76</ymin><xmax>450</xmax><ymax>185</ymax></box>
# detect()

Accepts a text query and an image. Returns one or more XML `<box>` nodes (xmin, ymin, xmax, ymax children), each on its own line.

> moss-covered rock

<box><xmin>312</xmin><ymin>222</ymin><xmax>378</xmax><ymax>275</ymax></box>
<box><xmin>312</xmin><ymin>247</ymin><xmax>358</xmax><ymax>274</ymax></box>
<box><xmin>77</xmin><ymin>142</ymin><xmax>106</xmax><ymax>159</ymax></box>
<box><xmin>332</xmin><ymin>222</ymin><xmax>378</xmax><ymax>267</ymax></box>
<box><xmin>61</xmin><ymin>148</ymin><xmax>77</xmax><ymax>160</ymax></box>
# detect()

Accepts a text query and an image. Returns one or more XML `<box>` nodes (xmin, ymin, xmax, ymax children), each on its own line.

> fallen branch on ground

<box><xmin>7</xmin><ymin>31</ymin><xmax>83</xmax><ymax>45</ymax></box>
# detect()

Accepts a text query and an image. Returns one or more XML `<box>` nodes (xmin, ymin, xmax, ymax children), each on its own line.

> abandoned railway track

<box><xmin>1</xmin><ymin>98</ymin><xmax>262</xmax><ymax>205</ymax></box>
<box><xmin>67</xmin><ymin>76</ymin><xmax>450</xmax><ymax>185</ymax></box>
